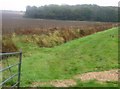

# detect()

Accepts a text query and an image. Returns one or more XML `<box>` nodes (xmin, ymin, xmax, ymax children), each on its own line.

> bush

<box><xmin>2</xmin><ymin>35</ymin><xmax>18</xmax><ymax>52</ymax></box>
<box><xmin>36</xmin><ymin>32</ymin><xmax>64</xmax><ymax>47</ymax></box>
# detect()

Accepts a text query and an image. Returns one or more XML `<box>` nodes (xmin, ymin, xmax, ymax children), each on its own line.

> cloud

<box><xmin>0</xmin><ymin>0</ymin><xmax>119</xmax><ymax>11</ymax></box>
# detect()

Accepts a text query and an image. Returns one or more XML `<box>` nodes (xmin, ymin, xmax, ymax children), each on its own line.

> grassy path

<box><xmin>32</xmin><ymin>69</ymin><xmax>118</xmax><ymax>87</ymax></box>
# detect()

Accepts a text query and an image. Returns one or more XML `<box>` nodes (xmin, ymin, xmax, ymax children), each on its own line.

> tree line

<box><xmin>25</xmin><ymin>4</ymin><xmax>118</xmax><ymax>22</ymax></box>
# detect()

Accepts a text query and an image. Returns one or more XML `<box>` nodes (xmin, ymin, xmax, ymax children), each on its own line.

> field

<box><xmin>2</xmin><ymin>11</ymin><xmax>118</xmax><ymax>51</ymax></box>
<box><xmin>3</xmin><ymin>27</ymin><xmax>118</xmax><ymax>87</ymax></box>
<box><xmin>2</xmin><ymin>11</ymin><xmax>117</xmax><ymax>35</ymax></box>
<box><xmin>1</xmin><ymin>11</ymin><xmax>119</xmax><ymax>87</ymax></box>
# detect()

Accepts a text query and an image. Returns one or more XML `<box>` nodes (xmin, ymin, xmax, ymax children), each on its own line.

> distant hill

<box><xmin>2</xmin><ymin>10</ymin><xmax>25</xmax><ymax>15</ymax></box>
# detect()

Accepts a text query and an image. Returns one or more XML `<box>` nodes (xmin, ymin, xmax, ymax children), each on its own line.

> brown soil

<box><xmin>32</xmin><ymin>69</ymin><xmax>119</xmax><ymax>87</ymax></box>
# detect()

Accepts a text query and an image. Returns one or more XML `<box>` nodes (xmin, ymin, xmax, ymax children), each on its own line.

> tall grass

<box><xmin>2</xmin><ymin>21</ymin><xmax>118</xmax><ymax>50</ymax></box>
<box><xmin>18</xmin><ymin>23</ymin><xmax>117</xmax><ymax>47</ymax></box>
<box><xmin>2</xmin><ymin>35</ymin><xmax>18</xmax><ymax>52</ymax></box>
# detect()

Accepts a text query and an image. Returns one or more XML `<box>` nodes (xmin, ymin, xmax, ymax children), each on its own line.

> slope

<box><xmin>13</xmin><ymin>27</ymin><xmax>118</xmax><ymax>86</ymax></box>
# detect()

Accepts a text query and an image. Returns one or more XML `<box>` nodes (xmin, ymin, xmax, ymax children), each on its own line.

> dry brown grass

<box><xmin>17</xmin><ymin>23</ymin><xmax>117</xmax><ymax>47</ymax></box>
<box><xmin>2</xmin><ymin>35</ymin><xmax>18</xmax><ymax>52</ymax></box>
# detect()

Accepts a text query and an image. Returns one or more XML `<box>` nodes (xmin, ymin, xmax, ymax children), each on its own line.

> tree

<box><xmin>25</xmin><ymin>4</ymin><xmax>118</xmax><ymax>22</ymax></box>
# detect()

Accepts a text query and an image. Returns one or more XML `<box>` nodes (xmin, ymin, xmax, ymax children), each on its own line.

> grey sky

<box><xmin>0</xmin><ymin>0</ymin><xmax>119</xmax><ymax>11</ymax></box>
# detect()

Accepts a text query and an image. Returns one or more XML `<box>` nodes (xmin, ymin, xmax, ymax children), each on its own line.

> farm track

<box><xmin>32</xmin><ymin>69</ymin><xmax>118</xmax><ymax>87</ymax></box>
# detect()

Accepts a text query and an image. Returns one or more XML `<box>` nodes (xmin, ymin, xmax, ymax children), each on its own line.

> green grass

<box><xmin>75</xmin><ymin>80</ymin><xmax>118</xmax><ymax>87</ymax></box>
<box><xmin>12</xmin><ymin>27</ymin><xmax>118</xmax><ymax>87</ymax></box>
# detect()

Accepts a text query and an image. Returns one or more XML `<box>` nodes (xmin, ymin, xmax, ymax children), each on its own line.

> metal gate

<box><xmin>0</xmin><ymin>51</ymin><xmax>22</xmax><ymax>89</ymax></box>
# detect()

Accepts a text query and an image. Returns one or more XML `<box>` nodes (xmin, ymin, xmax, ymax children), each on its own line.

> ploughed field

<box><xmin>2</xmin><ymin>11</ymin><xmax>117</xmax><ymax>35</ymax></box>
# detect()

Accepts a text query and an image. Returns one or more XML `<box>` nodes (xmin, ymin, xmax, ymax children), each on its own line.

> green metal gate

<box><xmin>0</xmin><ymin>51</ymin><xmax>22</xmax><ymax>89</ymax></box>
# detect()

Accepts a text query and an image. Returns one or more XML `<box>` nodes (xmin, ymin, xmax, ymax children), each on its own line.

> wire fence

<box><xmin>0</xmin><ymin>51</ymin><xmax>22</xmax><ymax>89</ymax></box>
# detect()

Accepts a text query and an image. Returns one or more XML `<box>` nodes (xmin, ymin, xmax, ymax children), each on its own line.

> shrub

<box><xmin>2</xmin><ymin>35</ymin><xmax>18</xmax><ymax>52</ymax></box>
<box><xmin>36</xmin><ymin>33</ymin><xmax>64</xmax><ymax>47</ymax></box>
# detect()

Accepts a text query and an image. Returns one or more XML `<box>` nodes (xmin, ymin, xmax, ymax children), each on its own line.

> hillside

<box><xmin>12</xmin><ymin>27</ymin><xmax>118</xmax><ymax>86</ymax></box>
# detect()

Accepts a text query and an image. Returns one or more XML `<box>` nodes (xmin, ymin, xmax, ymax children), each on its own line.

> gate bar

<box><xmin>0</xmin><ymin>52</ymin><xmax>21</xmax><ymax>56</ymax></box>
<box><xmin>0</xmin><ymin>73</ymin><xmax>18</xmax><ymax>86</ymax></box>
<box><xmin>0</xmin><ymin>63</ymin><xmax>20</xmax><ymax>72</ymax></box>
<box><xmin>17</xmin><ymin>51</ymin><xmax>22</xmax><ymax>89</ymax></box>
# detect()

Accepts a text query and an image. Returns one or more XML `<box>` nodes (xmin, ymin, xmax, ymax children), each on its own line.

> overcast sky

<box><xmin>0</xmin><ymin>0</ymin><xmax>120</xmax><ymax>11</ymax></box>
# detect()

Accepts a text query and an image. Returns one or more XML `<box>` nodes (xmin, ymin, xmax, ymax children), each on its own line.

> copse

<box><xmin>25</xmin><ymin>4</ymin><xmax>118</xmax><ymax>22</ymax></box>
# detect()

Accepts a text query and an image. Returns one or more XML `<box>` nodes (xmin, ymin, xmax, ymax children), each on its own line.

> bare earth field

<box><xmin>2</xmin><ymin>11</ymin><xmax>118</xmax><ymax>34</ymax></box>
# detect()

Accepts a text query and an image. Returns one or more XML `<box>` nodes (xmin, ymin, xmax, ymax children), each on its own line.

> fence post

<box><xmin>17</xmin><ymin>51</ymin><xmax>22</xmax><ymax>89</ymax></box>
